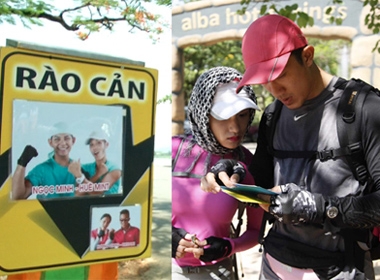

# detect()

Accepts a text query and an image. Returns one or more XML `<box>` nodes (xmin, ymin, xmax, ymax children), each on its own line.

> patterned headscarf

<box><xmin>188</xmin><ymin>66</ymin><xmax>257</xmax><ymax>155</ymax></box>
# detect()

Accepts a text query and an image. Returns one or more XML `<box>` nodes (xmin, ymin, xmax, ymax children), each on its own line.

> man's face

<box><xmin>48</xmin><ymin>133</ymin><xmax>75</xmax><ymax>157</ymax></box>
<box><xmin>89</xmin><ymin>139</ymin><xmax>108</xmax><ymax>161</ymax></box>
<box><xmin>262</xmin><ymin>50</ymin><xmax>316</xmax><ymax>110</ymax></box>
<box><xmin>119</xmin><ymin>213</ymin><xmax>130</xmax><ymax>229</ymax></box>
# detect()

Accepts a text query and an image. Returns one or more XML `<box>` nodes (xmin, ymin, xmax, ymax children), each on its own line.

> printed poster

<box><xmin>0</xmin><ymin>42</ymin><xmax>157</xmax><ymax>274</ymax></box>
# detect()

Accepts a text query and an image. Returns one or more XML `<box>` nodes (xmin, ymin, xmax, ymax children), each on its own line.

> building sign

<box><xmin>0</xmin><ymin>40</ymin><xmax>157</xmax><ymax>274</ymax></box>
<box><xmin>173</xmin><ymin>0</ymin><xmax>363</xmax><ymax>37</ymax></box>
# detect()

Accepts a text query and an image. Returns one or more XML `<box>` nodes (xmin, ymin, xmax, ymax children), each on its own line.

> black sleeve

<box><xmin>172</xmin><ymin>226</ymin><xmax>187</xmax><ymax>258</ymax></box>
<box><xmin>362</xmin><ymin>91</ymin><xmax>380</xmax><ymax>191</ymax></box>
<box><xmin>249</xmin><ymin>109</ymin><xmax>274</xmax><ymax>190</ymax></box>
<box><xmin>333</xmin><ymin>192</ymin><xmax>380</xmax><ymax>228</ymax></box>
<box><xmin>332</xmin><ymin>91</ymin><xmax>380</xmax><ymax>228</ymax></box>
<box><xmin>172</xmin><ymin>226</ymin><xmax>187</xmax><ymax>238</ymax></box>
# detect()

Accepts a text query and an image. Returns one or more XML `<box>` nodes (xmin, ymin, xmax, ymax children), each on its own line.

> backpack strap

<box><xmin>255</xmin><ymin>102</ymin><xmax>284</xmax><ymax>253</ymax></box>
<box><xmin>234</xmin><ymin>202</ymin><xmax>245</xmax><ymax>237</ymax></box>
<box><xmin>336</xmin><ymin>78</ymin><xmax>373</xmax><ymax>185</ymax></box>
<box><xmin>335</xmin><ymin>78</ymin><xmax>378</xmax><ymax>270</ymax></box>
<box><xmin>172</xmin><ymin>136</ymin><xmax>185</xmax><ymax>172</ymax></box>
<box><xmin>265</xmin><ymin>99</ymin><xmax>283</xmax><ymax>157</ymax></box>
<box><xmin>230</xmin><ymin>202</ymin><xmax>246</xmax><ymax>279</ymax></box>
<box><xmin>172</xmin><ymin>136</ymin><xmax>204</xmax><ymax>178</ymax></box>
<box><xmin>230</xmin><ymin>202</ymin><xmax>246</xmax><ymax>239</ymax></box>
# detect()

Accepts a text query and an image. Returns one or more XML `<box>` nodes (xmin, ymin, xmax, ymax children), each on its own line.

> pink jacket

<box><xmin>172</xmin><ymin>135</ymin><xmax>264</xmax><ymax>267</ymax></box>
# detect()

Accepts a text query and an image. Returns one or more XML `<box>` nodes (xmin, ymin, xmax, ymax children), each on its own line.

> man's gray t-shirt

<box><xmin>271</xmin><ymin>76</ymin><xmax>376</xmax><ymax>252</ymax></box>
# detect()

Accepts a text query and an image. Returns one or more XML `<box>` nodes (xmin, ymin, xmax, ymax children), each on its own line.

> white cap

<box><xmin>85</xmin><ymin>130</ymin><xmax>109</xmax><ymax>145</ymax></box>
<box><xmin>210</xmin><ymin>82</ymin><xmax>260</xmax><ymax>120</ymax></box>
<box><xmin>50</xmin><ymin>122</ymin><xmax>71</xmax><ymax>136</ymax></box>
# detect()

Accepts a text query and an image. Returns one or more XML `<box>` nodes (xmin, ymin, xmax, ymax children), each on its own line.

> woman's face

<box><xmin>209</xmin><ymin>109</ymin><xmax>251</xmax><ymax>150</ymax></box>
<box><xmin>89</xmin><ymin>139</ymin><xmax>108</xmax><ymax>161</ymax></box>
<box><xmin>100</xmin><ymin>216</ymin><xmax>111</xmax><ymax>230</ymax></box>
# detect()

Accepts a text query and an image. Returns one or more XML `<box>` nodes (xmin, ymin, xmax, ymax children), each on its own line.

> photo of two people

<box><xmin>90</xmin><ymin>205</ymin><xmax>141</xmax><ymax>251</ymax></box>
<box><xmin>11</xmin><ymin>100</ymin><xmax>124</xmax><ymax>200</ymax></box>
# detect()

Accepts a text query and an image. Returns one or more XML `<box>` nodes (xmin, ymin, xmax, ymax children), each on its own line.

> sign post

<box><xmin>0</xmin><ymin>39</ymin><xmax>158</xmax><ymax>274</ymax></box>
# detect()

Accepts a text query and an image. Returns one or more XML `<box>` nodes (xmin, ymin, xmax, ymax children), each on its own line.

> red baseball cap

<box><xmin>237</xmin><ymin>14</ymin><xmax>308</xmax><ymax>91</ymax></box>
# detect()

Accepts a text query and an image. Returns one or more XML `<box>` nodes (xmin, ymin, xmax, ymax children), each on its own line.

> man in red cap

<box><xmin>201</xmin><ymin>14</ymin><xmax>380</xmax><ymax>279</ymax></box>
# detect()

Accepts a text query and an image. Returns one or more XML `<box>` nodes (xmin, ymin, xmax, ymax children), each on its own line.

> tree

<box><xmin>310</xmin><ymin>38</ymin><xmax>351</xmax><ymax>77</ymax></box>
<box><xmin>183</xmin><ymin>41</ymin><xmax>244</xmax><ymax>101</ymax></box>
<box><xmin>238</xmin><ymin>0</ymin><xmax>380</xmax><ymax>52</ymax></box>
<box><xmin>0</xmin><ymin>0</ymin><xmax>171</xmax><ymax>41</ymax></box>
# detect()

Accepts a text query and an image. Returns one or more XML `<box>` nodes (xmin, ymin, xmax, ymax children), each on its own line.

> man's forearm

<box><xmin>12</xmin><ymin>166</ymin><xmax>29</xmax><ymax>200</ymax></box>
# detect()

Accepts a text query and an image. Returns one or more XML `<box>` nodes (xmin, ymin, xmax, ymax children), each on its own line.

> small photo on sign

<box><xmin>11</xmin><ymin>99</ymin><xmax>124</xmax><ymax>200</ymax></box>
<box><xmin>89</xmin><ymin>205</ymin><xmax>141</xmax><ymax>251</ymax></box>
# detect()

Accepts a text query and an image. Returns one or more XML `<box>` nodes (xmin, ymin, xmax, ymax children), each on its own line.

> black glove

<box><xmin>17</xmin><ymin>145</ymin><xmax>38</xmax><ymax>167</ymax></box>
<box><xmin>269</xmin><ymin>183</ymin><xmax>326</xmax><ymax>224</ymax></box>
<box><xmin>172</xmin><ymin>226</ymin><xmax>187</xmax><ymax>258</ymax></box>
<box><xmin>199</xmin><ymin>236</ymin><xmax>232</xmax><ymax>262</ymax></box>
<box><xmin>98</xmin><ymin>229</ymin><xmax>105</xmax><ymax>238</ymax></box>
<box><xmin>210</xmin><ymin>159</ymin><xmax>246</xmax><ymax>185</ymax></box>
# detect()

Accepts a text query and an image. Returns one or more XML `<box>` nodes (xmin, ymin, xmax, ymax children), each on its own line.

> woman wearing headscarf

<box><xmin>172</xmin><ymin>66</ymin><xmax>264</xmax><ymax>279</ymax></box>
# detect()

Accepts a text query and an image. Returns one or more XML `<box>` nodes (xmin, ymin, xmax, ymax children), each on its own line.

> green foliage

<box><xmin>0</xmin><ymin>0</ymin><xmax>53</xmax><ymax>26</ymax></box>
<box><xmin>183</xmin><ymin>40</ymin><xmax>244</xmax><ymax>102</ymax></box>
<box><xmin>157</xmin><ymin>94</ymin><xmax>172</xmax><ymax>104</ymax></box>
<box><xmin>238</xmin><ymin>0</ymin><xmax>380</xmax><ymax>52</ymax></box>
<box><xmin>363</xmin><ymin>0</ymin><xmax>380</xmax><ymax>52</ymax></box>
<box><xmin>310</xmin><ymin>38</ymin><xmax>351</xmax><ymax>76</ymax></box>
<box><xmin>252</xmin><ymin>3</ymin><xmax>314</xmax><ymax>27</ymax></box>
<box><xmin>238</xmin><ymin>0</ymin><xmax>352</xmax><ymax>27</ymax></box>
<box><xmin>0</xmin><ymin>0</ymin><xmax>170</xmax><ymax>41</ymax></box>
<box><xmin>155</xmin><ymin>0</ymin><xmax>171</xmax><ymax>6</ymax></box>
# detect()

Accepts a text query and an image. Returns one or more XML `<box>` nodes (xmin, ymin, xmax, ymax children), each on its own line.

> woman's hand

<box><xmin>201</xmin><ymin>159</ymin><xmax>246</xmax><ymax>193</ymax></box>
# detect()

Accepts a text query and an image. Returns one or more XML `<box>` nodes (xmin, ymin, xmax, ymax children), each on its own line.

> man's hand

<box><xmin>17</xmin><ymin>145</ymin><xmax>38</xmax><ymax>167</ymax></box>
<box><xmin>68</xmin><ymin>159</ymin><xmax>82</xmax><ymax>178</ymax></box>
<box><xmin>258</xmin><ymin>186</ymin><xmax>281</xmax><ymax>211</ymax></box>
<box><xmin>269</xmin><ymin>183</ymin><xmax>326</xmax><ymax>224</ymax></box>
